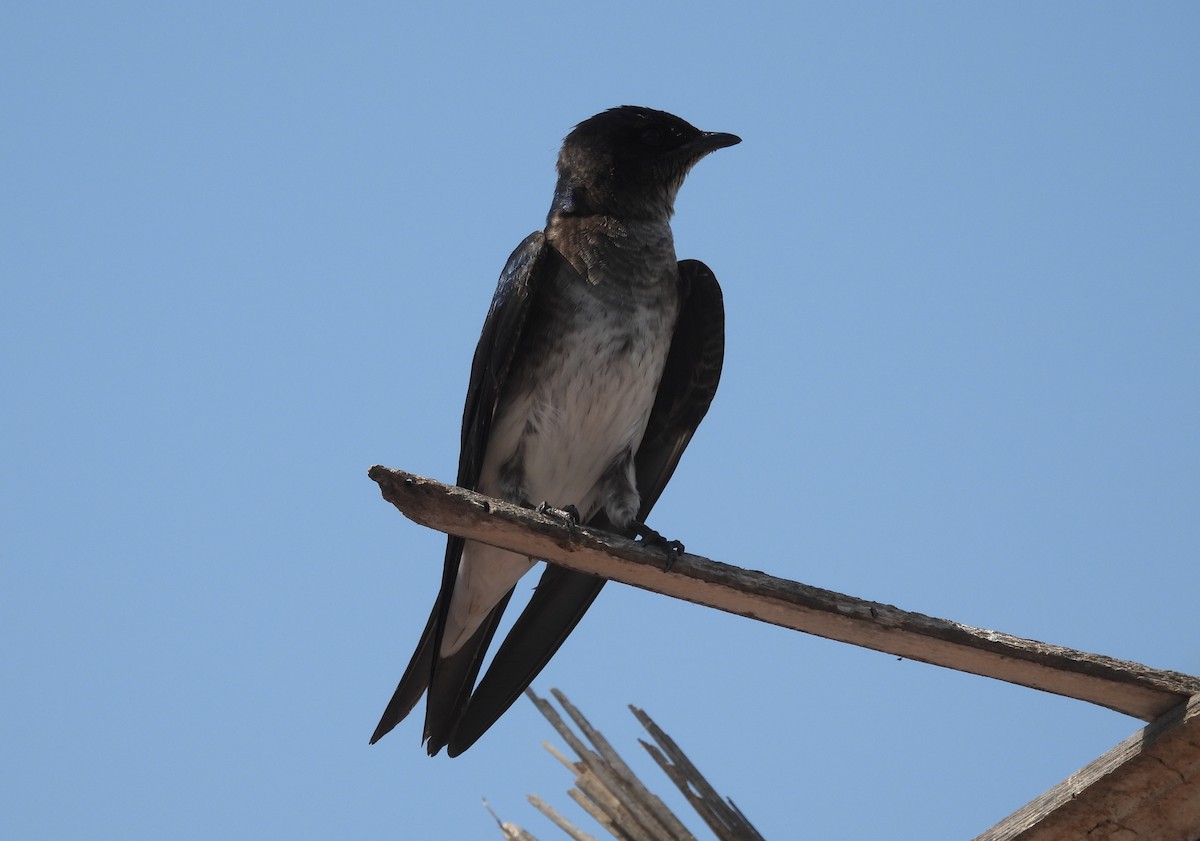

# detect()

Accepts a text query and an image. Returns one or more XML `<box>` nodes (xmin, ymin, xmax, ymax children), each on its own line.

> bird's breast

<box><xmin>481</xmin><ymin>254</ymin><xmax>680</xmax><ymax>516</ymax></box>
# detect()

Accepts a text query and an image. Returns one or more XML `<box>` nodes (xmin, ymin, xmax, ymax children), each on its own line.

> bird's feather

<box><xmin>446</xmin><ymin>259</ymin><xmax>724</xmax><ymax>756</ymax></box>
<box><xmin>370</xmin><ymin>106</ymin><xmax>737</xmax><ymax>755</ymax></box>
<box><xmin>370</xmin><ymin>233</ymin><xmax>549</xmax><ymax>751</ymax></box>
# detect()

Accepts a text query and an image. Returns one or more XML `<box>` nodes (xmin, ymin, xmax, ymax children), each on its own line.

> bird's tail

<box><xmin>369</xmin><ymin>602</ymin><xmax>438</xmax><ymax>745</ymax></box>
<box><xmin>369</xmin><ymin>588</ymin><xmax>516</xmax><ymax>755</ymax></box>
<box><xmin>447</xmin><ymin>564</ymin><xmax>605</xmax><ymax>756</ymax></box>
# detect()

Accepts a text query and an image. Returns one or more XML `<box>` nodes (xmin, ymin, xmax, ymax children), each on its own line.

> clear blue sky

<box><xmin>4</xmin><ymin>3</ymin><xmax>1198</xmax><ymax>839</ymax></box>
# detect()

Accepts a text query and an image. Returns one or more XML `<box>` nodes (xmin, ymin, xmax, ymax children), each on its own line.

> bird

<box><xmin>371</xmin><ymin>106</ymin><xmax>739</xmax><ymax>756</ymax></box>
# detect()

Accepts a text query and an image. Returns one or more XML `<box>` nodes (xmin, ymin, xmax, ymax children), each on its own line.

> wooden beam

<box><xmin>974</xmin><ymin>693</ymin><xmax>1200</xmax><ymax>841</ymax></box>
<box><xmin>368</xmin><ymin>467</ymin><xmax>1200</xmax><ymax>721</ymax></box>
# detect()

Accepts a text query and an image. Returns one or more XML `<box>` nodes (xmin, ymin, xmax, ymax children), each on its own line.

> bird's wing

<box><xmin>455</xmin><ymin>232</ymin><xmax>550</xmax><ymax>491</ymax></box>
<box><xmin>446</xmin><ymin>258</ymin><xmax>725</xmax><ymax>756</ymax></box>
<box><xmin>633</xmin><ymin>259</ymin><xmax>725</xmax><ymax>513</ymax></box>
<box><xmin>370</xmin><ymin>232</ymin><xmax>550</xmax><ymax>750</ymax></box>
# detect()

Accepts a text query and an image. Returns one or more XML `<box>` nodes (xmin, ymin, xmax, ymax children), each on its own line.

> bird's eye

<box><xmin>640</xmin><ymin>127</ymin><xmax>665</xmax><ymax>147</ymax></box>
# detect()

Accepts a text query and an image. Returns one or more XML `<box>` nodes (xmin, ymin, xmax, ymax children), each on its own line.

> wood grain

<box><xmin>368</xmin><ymin>466</ymin><xmax>1200</xmax><ymax>722</ymax></box>
<box><xmin>974</xmin><ymin>692</ymin><xmax>1200</xmax><ymax>841</ymax></box>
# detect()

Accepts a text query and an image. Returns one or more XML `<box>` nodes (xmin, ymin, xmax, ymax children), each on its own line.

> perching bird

<box><xmin>371</xmin><ymin>106</ymin><xmax>739</xmax><ymax>756</ymax></box>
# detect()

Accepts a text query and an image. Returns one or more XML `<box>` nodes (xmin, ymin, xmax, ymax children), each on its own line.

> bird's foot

<box><xmin>535</xmin><ymin>501</ymin><xmax>581</xmax><ymax>524</ymax></box>
<box><xmin>635</xmin><ymin>523</ymin><xmax>685</xmax><ymax>571</ymax></box>
<box><xmin>535</xmin><ymin>502</ymin><xmax>582</xmax><ymax>543</ymax></box>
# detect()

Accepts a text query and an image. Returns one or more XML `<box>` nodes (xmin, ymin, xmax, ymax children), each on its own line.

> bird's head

<box><xmin>550</xmin><ymin>106</ymin><xmax>740</xmax><ymax>223</ymax></box>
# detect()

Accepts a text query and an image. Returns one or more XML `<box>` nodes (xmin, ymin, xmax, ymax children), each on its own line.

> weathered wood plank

<box><xmin>973</xmin><ymin>693</ymin><xmax>1200</xmax><ymax>841</ymax></box>
<box><xmin>368</xmin><ymin>467</ymin><xmax>1200</xmax><ymax>721</ymax></box>
<box><xmin>630</xmin><ymin>705</ymin><xmax>767</xmax><ymax>841</ymax></box>
<box><xmin>526</xmin><ymin>689</ymin><xmax>764</xmax><ymax>841</ymax></box>
<box><xmin>528</xmin><ymin>795</ymin><xmax>596</xmax><ymax>841</ymax></box>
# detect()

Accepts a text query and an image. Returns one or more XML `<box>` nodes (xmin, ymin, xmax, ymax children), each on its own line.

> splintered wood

<box><xmin>497</xmin><ymin>689</ymin><xmax>765</xmax><ymax>841</ymax></box>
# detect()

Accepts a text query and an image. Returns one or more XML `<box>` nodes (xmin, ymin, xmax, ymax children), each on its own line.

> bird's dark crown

<box><xmin>549</xmin><ymin>106</ymin><xmax>739</xmax><ymax>222</ymax></box>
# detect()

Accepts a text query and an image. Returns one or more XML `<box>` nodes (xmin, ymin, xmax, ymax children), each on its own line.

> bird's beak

<box><xmin>695</xmin><ymin>131</ymin><xmax>742</xmax><ymax>153</ymax></box>
<box><xmin>674</xmin><ymin>130</ymin><xmax>741</xmax><ymax>166</ymax></box>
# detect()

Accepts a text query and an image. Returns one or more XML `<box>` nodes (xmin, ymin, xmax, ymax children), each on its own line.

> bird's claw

<box><xmin>635</xmin><ymin>524</ymin><xmax>685</xmax><ymax>571</ymax></box>
<box><xmin>535</xmin><ymin>501</ymin><xmax>581</xmax><ymax>525</ymax></box>
<box><xmin>536</xmin><ymin>502</ymin><xmax>583</xmax><ymax>545</ymax></box>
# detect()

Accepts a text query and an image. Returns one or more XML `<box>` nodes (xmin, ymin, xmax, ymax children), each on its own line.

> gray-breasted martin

<box><xmin>371</xmin><ymin>106</ymin><xmax>739</xmax><ymax>756</ymax></box>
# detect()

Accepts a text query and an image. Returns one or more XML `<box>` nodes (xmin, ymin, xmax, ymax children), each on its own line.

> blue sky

<box><xmin>4</xmin><ymin>3</ymin><xmax>1198</xmax><ymax>838</ymax></box>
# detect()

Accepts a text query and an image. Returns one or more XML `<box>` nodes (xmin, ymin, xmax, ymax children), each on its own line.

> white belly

<box><xmin>440</xmin><ymin>311</ymin><xmax>673</xmax><ymax>657</ymax></box>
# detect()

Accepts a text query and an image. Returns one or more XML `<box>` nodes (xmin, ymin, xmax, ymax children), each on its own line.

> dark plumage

<box><xmin>371</xmin><ymin>106</ymin><xmax>739</xmax><ymax>755</ymax></box>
